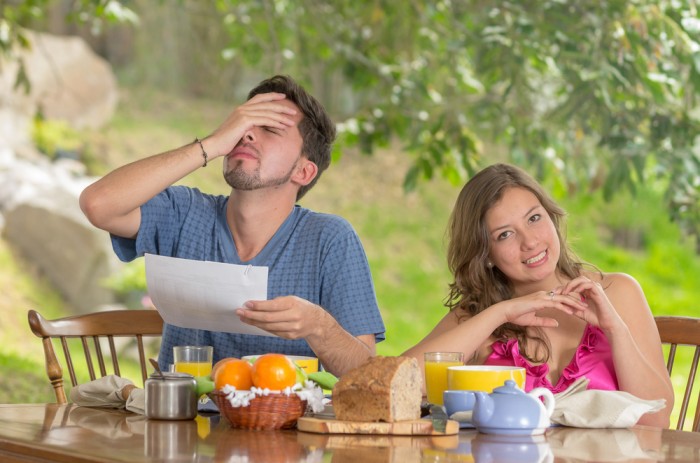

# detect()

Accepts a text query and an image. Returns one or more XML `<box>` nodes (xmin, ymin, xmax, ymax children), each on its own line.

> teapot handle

<box><xmin>528</xmin><ymin>387</ymin><xmax>555</xmax><ymax>418</ymax></box>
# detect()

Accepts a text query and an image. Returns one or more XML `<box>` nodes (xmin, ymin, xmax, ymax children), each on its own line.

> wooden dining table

<box><xmin>0</xmin><ymin>403</ymin><xmax>699</xmax><ymax>462</ymax></box>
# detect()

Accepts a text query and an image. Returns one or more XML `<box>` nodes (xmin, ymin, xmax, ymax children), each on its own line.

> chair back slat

<box><xmin>136</xmin><ymin>335</ymin><xmax>148</xmax><ymax>382</ymax></box>
<box><xmin>107</xmin><ymin>336</ymin><xmax>121</xmax><ymax>377</ymax></box>
<box><xmin>92</xmin><ymin>336</ymin><xmax>108</xmax><ymax>378</ymax></box>
<box><xmin>655</xmin><ymin>316</ymin><xmax>700</xmax><ymax>432</ymax></box>
<box><xmin>80</xmin><ymin>337</ymin><xmax>97</xmax><ymax>381</ymax></box>
<box><xmin>676</xmin><ymin>348</ymin><xmax>698</xmax><ymax>429</ymax></box>
<box><xmin>59</xmin><ymin>337</ymin><xmax>78</xmax><ymax>387</ymax></box>
<box><xmin>695</xmin><ymin>373</ymin><xmax>700</xmax><ymax>433</ymax></box>
<box><xmin>690</xmin><ymin>347</ymin><xmax>700</xmax><ymax>432</ymax></box>
<box><xmin>667</xmin><ymin>345</ymin><xmax>677</xmax><ymax>374</ymax></box>
<box><xmin>28</xmin><ymin>309</ymin><xmax>164</xmax><ymax>404</ymax></box>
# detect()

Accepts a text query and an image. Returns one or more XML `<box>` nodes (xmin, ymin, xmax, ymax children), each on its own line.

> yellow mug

<box><xmin>447</xmin><ymin>365</ymin><xmax>526</xmax><ymax>392</ymax></box>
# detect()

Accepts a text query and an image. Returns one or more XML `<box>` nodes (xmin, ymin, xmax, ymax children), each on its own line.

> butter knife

<box><xmin>309</xmin><ymin>404</ymin><xmax>336</xmax><ymax>419</ymax></box>
<box><xmin>429</xmin><ymin>405</ymin><xmax>448</xmax><ymax>433</ymax></box>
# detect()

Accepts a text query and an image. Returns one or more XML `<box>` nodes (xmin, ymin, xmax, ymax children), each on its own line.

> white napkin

<box><xmin>125</xmin><ymin>388</ymin><xmax>145</xmax><ymax>414</ymax></box>
<box><xmin>70</xmin><ymin>375</ymin><xmax>145</xmax><ymax>414</ymax></box>
<box><xmin>551</xmin><ymin>377</ymin><xmax>666</xmax><ymax>428</ymax></box>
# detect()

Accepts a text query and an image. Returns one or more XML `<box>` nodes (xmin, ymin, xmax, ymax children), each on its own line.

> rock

<box><xmin>0</xmin><ymin>30</ymin><xmax>121</xmax><ymax>313</ymax></box>
<box><xmin>0</xmin><ymin>30</ymin><xmax>118</xmax><ymax>152</ymax></box>
<box><xmin>0</xmin><ymin>139</ymin><xmax>120</xmax><ymax>314</ymax></box>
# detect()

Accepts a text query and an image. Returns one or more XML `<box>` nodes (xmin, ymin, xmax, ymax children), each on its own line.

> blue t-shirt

<box><xmin>112</xmin><ymin>186</ymin><xmax>385</xmax><ymax>370</ymax></box>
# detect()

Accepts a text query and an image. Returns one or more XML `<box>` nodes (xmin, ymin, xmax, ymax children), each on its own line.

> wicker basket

<box><xmin>210</xmin><ymin>389</ymin><xmax>307</xmax><ymax>430</ymax></box>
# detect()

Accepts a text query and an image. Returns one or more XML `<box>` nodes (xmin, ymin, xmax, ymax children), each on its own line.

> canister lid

<box><xmin>148</xmin><ymin>371</ymin><xmax>195</xmax><ymax>381</ymax></box>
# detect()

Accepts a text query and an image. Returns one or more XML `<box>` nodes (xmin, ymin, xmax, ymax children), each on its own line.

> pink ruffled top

<box><xmin>484</xmin><ymin>324</ymin><xmax>619</xmax><ymax>393</ymax></box>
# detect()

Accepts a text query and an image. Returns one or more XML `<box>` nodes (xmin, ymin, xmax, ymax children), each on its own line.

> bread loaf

<box><xmin>332</xmin><ymin>356</ymin><xmax>422</xmax><ymax>422</ymax></box>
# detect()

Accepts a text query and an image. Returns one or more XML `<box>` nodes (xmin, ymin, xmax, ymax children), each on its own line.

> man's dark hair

<box><xmin>248</xmin><ymin>75</ymin><xmax>336</xmax><ymax>200</ymax></box>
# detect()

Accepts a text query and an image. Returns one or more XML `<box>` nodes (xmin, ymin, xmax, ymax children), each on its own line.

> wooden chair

<box><xmin>28</xmin><ymin>309</ymin><xmax>164</xmax><ymax>404</ymax></box>
<box><xmin>655</xmin><ymin>315</ymin><xmax>700</xmax><ymax>431</ymax></box>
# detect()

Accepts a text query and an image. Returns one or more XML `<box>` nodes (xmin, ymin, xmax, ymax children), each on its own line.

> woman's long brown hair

<box><xmin>445</xmin><ymin>163</ymin><xmax>587</xmax><ymax>363</ymax></box>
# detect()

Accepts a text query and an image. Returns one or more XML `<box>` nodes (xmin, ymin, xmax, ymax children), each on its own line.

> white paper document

<box><xmin>145</xmin><ymin>253</ymin><xmax>273</xmax><ymax>337</ymax></box>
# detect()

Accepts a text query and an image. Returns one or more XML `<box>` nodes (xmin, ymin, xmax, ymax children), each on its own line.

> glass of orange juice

<box><xmin>173</xmin><ymin>346</ymin><xmax>213</xmax><ymax>377</ymax></box>
<box><xmin>424</xmin><ymin>352</ymin><xmax>464</xmax><ymax>405</ymax></box>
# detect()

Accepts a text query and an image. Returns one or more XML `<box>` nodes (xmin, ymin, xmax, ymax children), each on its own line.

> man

<box><xmin>80</xmin><ymin>75</ymin><xmax>385</xmax><ymax>376</ymax></box>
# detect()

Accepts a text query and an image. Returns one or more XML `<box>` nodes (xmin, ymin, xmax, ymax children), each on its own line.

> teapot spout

<box><xmin>471</xmin><ymin>391</ymin><xmax>495</xmax><ymax>426</ymax></box>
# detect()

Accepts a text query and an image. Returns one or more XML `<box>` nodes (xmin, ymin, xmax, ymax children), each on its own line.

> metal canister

<box><xmin>145</xmin><ymin>372</ymin><xmax>198</xmax><ymax>420</ymax></box>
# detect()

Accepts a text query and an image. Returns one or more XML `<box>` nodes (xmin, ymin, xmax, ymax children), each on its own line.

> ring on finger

<box><xmin>547</xmin><ymin>290</ymin><xmax>555</xmax><ymax>300</ymax></box>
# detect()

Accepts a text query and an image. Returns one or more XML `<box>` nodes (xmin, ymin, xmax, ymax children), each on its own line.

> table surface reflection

<box><xmin>0</xmin><ymin>403</ymin><xmax>699</xmax><ymax>462</ymax></box>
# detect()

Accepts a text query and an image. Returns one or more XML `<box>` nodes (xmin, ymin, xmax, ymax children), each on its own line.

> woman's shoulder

<box><xmin>583</xmin><ymin>270</ymin><xmax>642</xmax><ymax>290</ymax></box>
<box><xmin>585</xmin><ymin>270</ymin><xmax>648</xmax><ymax>314</ymax></box>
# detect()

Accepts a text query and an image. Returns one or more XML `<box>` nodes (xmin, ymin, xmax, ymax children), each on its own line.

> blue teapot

<box><xmin>471</xmin><ymin>380</ymin><xmax>555</xmax><ymax>435</ymax></box>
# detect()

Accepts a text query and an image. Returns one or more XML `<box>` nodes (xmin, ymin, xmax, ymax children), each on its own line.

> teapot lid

<box><xmin>492</xmin><ymin>379</ymin><xmax>526</xmax><ymax>395</ymax></box>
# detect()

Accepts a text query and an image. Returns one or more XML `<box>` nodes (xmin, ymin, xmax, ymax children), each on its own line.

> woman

<box><xmin>404</xmin><ymin>163</ymin><xmax>673</xmax><ymax>427</ymax></box>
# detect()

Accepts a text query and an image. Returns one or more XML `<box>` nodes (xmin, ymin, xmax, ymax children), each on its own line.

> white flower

<box><xmin>296</xmin><ymin>381</ymin><xmax>325</xmax><ymax>413</ymax></box>
<box><xmin>220</xmin><ymin>382</ymin><xmax>324</xmax><ymax>410</ymax></box>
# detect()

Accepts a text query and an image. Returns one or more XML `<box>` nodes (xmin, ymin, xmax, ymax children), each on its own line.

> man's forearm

<box><xmin>80</xmin><ymin>142</ymin><xmax>205</xmax><ymax>236</ymax></box>
<box><xmin>306</xmin><ymin>311</ymin><xmax>375</xmax><ymax>377</ymax></box>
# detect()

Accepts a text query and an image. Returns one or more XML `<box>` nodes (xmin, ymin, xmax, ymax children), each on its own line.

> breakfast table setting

<box><xmin>2</xmin><ymin>349</ymin><xmax>699</xmax><ymax>462</ymax></box>
<box><xmin>1</xmin><ymin>401</ymin><xmax>699</xmax><ymax>462</ymax></box>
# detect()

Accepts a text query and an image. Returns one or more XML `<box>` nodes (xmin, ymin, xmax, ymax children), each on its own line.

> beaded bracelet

<box><xmin>194</xmin><ymin>137</ymin><xmax>208</xmax><ymax>167</ymax></box>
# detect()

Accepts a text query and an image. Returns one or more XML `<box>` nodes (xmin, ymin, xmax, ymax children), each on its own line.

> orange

<box><xmin>251</xmin><ymin>353</ymin><xmax>297</xmax><ymax>390</ymax></box>
<box><xmin>214</xmin><ymin>358</ymin><xmax>253</xmax><ymax>390</ymax></box>
<box><xmin>211</xmin><ymin>357</ymin><xmax>238</xmax><ymax>380</ymax></box>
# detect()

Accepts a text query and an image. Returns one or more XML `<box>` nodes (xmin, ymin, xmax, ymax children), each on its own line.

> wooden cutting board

<box><xmin>296</xmin><ymin>416</ymin><xmax>459</xmax><ymax>435</ymax></box>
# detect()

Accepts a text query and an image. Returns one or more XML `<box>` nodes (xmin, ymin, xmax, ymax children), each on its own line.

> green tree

<box><xmin>212</xmin><ymin>0</ymin><xmax>700</xmax><ymax>246</ymax></box>
<box><xmin>3</xmin><ymin>0</ymin><xmax>700</xmax><ymax>246</ymax></box>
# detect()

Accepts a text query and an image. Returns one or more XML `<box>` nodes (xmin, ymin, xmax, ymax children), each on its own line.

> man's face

<box><xmin>224</xmin><ymin>99</ymin><xmax>305</xmax><ymax>192</ymax></box>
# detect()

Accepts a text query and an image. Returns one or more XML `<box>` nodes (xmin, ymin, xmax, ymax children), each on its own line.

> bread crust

<box><xmin>332</xmin><ymin>356</ymin><xmax>422</xmax><ymax>422</ymax></box>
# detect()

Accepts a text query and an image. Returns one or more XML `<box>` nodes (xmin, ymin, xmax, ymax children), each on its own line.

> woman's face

<box><xmin>484</xmin><ymin>187</ymin><xmax>560</xmax><ymax>292</ymax></box>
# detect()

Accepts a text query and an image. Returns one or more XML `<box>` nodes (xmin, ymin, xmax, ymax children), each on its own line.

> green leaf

<box><xmin>403</xmin><ymin>164</ymin><xmax>421</xmax><ymax>191</ymax></box>
<box><xmin>307</xmin><ymin>371</ymin><xmax>338</xmax><ymax>390</ymax></box>
<box><xmin>195</xmin><ymin>376</ymin><xmax>215</xmax><ymax>396</ymax></box>
<box><xmin>295</xmin><ymin>363</ymin><xmax>308</xmax><ymax>384</ymax></box>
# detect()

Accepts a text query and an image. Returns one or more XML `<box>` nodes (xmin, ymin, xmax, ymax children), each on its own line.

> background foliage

<box><xmin>3</xmin><ymin>0</ymin><xmax>700</xmax><ymax>245</ymax></box>
<box><xmin>218</xmin><ymin>0</ymin><xmax>700</xmax><ymax>244</ymax></box>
